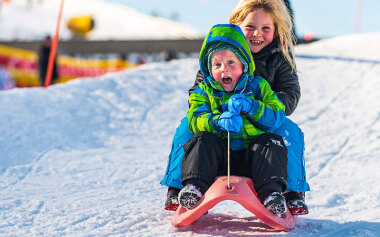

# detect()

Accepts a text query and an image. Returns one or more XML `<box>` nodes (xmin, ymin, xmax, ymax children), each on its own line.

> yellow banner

<box><xmin>0</xmin><ymin>44</ymin><xmax>137</xmax><ymax>87</ymax></box>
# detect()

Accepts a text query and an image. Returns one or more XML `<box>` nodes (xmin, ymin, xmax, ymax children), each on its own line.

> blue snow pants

<box><xmin>160</xmin><ymin>117</ymin><xmax>310</xmax><ymax>192</ymax></box>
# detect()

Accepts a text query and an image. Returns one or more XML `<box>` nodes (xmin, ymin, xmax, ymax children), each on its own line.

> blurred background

<box><xmin>1</xmin><ymin>0</ymin><xmax>379</xmax><ymax>88</ymax></box>
<box><xmin>106</xmin><ymin>0</ymin><xmax>380</xmax><ymax>38</ymax></box>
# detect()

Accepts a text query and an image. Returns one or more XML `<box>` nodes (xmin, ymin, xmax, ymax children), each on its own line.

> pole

<box><xmin>44</xmin><ymin>0</ymin><xmax>65</xmax><ymax>88</ymax></box>
<box><xmin>227</xmin><ymin>131</ymin><xmax>231</xmax><ymax>190</ymax></box>
<box><xmin>355</xmin><ymin>0</ymin><xmax>361</xmax><ymax>34</ymax></box>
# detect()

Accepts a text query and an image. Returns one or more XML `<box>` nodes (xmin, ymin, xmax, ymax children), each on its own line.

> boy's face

<box><xmin>239</xmin><ymin>9</ymin><xmax>275</xmax><ymax>53</ymax></box>
<box><xmin>210</xmin><ymin>49</ymin><xmax>244</xmax><ymax>92</ymax></box>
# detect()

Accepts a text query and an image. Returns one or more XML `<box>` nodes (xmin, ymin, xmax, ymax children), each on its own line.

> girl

<box><xmin>161</xmin><ymin>0</ymin><xmax>310</xmax><ymax>215</ymax></box>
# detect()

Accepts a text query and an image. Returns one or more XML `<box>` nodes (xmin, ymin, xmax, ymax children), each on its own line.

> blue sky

<box><xmin>107</xmin><ymin>0</ymin><xmax>380</xmax><ymax>38</ymax></box>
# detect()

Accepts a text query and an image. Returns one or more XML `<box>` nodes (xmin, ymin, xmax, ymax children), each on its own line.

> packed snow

<box><xmin>0</xmin><ymin>0</ymin><xmax>201</xmax><ymax>40</ymax></box>
<box><xmin>0</xmin><ymin>31</ymin><xmax>379</xmax><ymax>236</ymax></box>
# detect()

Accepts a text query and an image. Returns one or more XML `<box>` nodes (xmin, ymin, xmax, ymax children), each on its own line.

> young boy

<box><xmin>178</xmin><ymin>24</ymin><xmax>289</xmax><ymax>215</ymax></box>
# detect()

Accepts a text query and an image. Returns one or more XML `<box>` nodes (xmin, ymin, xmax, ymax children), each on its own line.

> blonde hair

<box><xmin>230</xmin><ymin>0</ymin><xmax>296</xmax><ymax>70</ymax></box>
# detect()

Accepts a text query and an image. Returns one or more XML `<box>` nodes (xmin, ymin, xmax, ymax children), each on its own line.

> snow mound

<box><xmin>296</xmin><ymin>32</ymin><xmax>380</xmax><ymax>61</ymax></box>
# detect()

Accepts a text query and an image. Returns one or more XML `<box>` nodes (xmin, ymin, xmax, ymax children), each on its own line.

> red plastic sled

<box><xmin>171</xmin><ymin>176</ymin><xmax>298</xmax><ymax>230</ymax></box>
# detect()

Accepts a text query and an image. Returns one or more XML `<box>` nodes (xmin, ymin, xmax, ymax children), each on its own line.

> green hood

<box><xmin>199</xmin><ymin>24</ymin><xmax>255</xmax><ymax>92</ymax></box>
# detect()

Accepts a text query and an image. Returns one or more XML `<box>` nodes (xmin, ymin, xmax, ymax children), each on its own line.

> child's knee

<box><xmin>250</xmin><ymin>133</ymin><xmax>287</xmax><ymax>152</ymax></box>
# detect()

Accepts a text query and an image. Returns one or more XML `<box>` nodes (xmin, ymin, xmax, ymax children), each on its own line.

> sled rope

<box><xmin>227</xmin><ymin>131</ymin><xmax>231</xmax><ymax>189</ymax></box>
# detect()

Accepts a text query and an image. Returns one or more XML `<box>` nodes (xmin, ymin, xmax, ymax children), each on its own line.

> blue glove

<box><xmin>228</xmin><ymin>94</ymin><xmax>253</xmax><ymax>115</ymax></box>
<box><xmin>217</xmin><ymin>112</ymin><xmax>243</xmax><ymax>133</ymax></box>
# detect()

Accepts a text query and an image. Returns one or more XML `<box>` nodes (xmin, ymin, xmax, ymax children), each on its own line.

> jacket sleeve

<box><xmin>246</xmin><ymin>79</ymin><xmax>286</xmax><ymax>132</ymax></box>
<box><xmin>188</xmin><ymin>70</ymin><xmax>204</xmax><ymax>96</ymax></box>
<box><xmin>273</xmin><ymin>59</ymin><xmax>300</xmax><ymax>116</ymax></box>
<box><xmin>187</xmin><ymin>84</ymin><xmax>220</xmax><ymax>134</ymax></box>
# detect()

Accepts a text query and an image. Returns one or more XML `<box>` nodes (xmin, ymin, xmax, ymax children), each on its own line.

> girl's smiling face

<box><xmin>240</xmin><ymin>9</ymin><xmax>275</xmax><ymax>53</ymax></box>
<box><xmin>210</xmin><ymin>49</ymin><xmax>244</xmax><ymax>92</ymax></box>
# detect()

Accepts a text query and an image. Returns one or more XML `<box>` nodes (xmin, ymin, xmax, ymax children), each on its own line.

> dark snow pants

<box><xmin>181</xmin><ymin>131</ymin><xmax>288</xmax><ymax>192</ymax></box>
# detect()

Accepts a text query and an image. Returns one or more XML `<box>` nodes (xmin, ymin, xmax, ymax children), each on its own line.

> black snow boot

<box><xmin>164</xmin><ymin>187</ymin><xmax>180</xmax><ymax>211</ymax></box>
<box><xmin>260</xmin><ymin>192</ymin><xmax>287</xmax><ymax>215</ymax></box>
<box><xmin>284</xmin><ymin>191</ymin><xmax>309</xmax><ymax>215</ymax></box>
<box><xmin>257</xmin><ymin>181</ymin><xmax>287</xmax><ymax>215</ymax></box>
<box><xmin>178</xmin><ymin>178</ymin><xmax>208</xmax><ymax>210</ymax></box>
<box><xmin>178</xmin><ymin>185</ymin><xmax>203</xmax><ymax>210</ymax></box>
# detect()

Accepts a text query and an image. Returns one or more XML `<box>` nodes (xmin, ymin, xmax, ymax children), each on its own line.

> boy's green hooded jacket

<box><xmin>187</xmin><ymin>24</ymin><xmax>286</xmax><ymax>150</ymax></box>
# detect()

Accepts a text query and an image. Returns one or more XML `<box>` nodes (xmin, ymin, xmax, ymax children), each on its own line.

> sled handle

<box><xmin>227</xmin><ymin>131</ymin><xmax>231</xmax><ymax>189</ymax></box>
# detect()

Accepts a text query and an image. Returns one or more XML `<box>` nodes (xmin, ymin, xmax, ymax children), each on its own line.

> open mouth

<box><xmin>222</xmin><ymin>77</ymin><xmax>232</xmax><ymax>85</ymax></box>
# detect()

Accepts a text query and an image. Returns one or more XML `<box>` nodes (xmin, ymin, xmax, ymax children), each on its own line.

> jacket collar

<box><xmin>252</xmin><ymin>40</ymin><xmax>280</xmax><ymax>59</ymax></box>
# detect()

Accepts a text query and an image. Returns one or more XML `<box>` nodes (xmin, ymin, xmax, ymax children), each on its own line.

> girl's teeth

<box><xmin>252</xmin><ymin>40</ymin><xmax>263</xmax><ymax>45</ymax></box>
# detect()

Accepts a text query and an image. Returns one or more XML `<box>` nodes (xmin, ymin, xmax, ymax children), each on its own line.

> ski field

<box><xmin>0</xmin><ymin>33</ymin><xmax>380</xmax><ymax>236</ymax></box>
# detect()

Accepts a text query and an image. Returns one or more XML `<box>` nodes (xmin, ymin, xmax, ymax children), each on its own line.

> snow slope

<box><xmin>0</xmin><ymin>33</ymin><xmax>380</xmax><ymax>236</ymax></box>
<box><xmin>0</xmin><ymin>0</ymin><xmax>200</xmax><ymax>40</ymax></box>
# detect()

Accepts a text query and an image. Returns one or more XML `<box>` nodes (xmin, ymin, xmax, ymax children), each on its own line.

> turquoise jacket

<box><xmin>187</xmin><ymin>24</ymin><xmax>286</xmax><ymax>150</ymax></box>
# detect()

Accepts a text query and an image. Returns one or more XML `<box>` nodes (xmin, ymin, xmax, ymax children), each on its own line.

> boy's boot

<box><xmin>178</xmin><ymin>179</ymin><xmax>207</xmax><ymax>210</ymax></box>
<box><xmin>257</xmin><ymin>182</ymin><xmax>287</xmax><ymax>215</ymax></box>
<box><xmin>164</xmin><ymin>187</ymin><xmax>180</xmax><ymax>211</ymax></box>
<box><xmin>178</xmin><ymin>185</ymin><xmax>203</xmax><ymax>210</ymax></box>
<box><xmin>284</xmin><ymin>191</ymin><xmax>309</xmax><ymax>215</ymax></box>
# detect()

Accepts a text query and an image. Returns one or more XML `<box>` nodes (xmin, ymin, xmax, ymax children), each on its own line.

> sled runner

<box><xmin>171</xmin><ymin>175</ymin><xmax>298</xmax><ymax>230</ymax></box>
